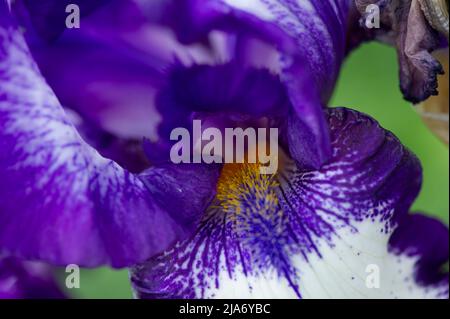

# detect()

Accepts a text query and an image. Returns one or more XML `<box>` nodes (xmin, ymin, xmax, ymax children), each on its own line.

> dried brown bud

<box><xmin>417</xmin><ymin>51</ymin><xmax>449</xmax><ymax>144</ymax></box>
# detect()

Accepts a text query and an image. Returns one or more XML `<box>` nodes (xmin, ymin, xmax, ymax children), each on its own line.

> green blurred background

<box><xmin>65</xmin><ymin>42</ymin><xmax>449</xmax><ymax>299</ymax></box>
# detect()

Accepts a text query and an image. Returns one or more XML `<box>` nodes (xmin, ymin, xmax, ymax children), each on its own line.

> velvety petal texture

<box><xmin>0</xmin><ymin>258</ymin><xmax>65</xmax><ymax>299</ymax></box>
<box><xmin>158</xmin><ymin>0</ymin><xmax>350</xmax><ymax>95</ymax></box>
<box><xmin>0</xmin><ymin>3</ymin><xmax>218</xmax><ymax>268</ymax></box>
<box><xmin>355</xmin><ymin>0</ymin><xmax>447</xmax><ymax>103</ymax></box>
<box><xmin>131</xmin><ymin>108</ymin><xmax>448</xmax><ymax>299</ymax></box>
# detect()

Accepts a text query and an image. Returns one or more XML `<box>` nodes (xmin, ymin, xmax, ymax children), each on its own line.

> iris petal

<box><xmin>221</xmin><ymin>0</ymin><xmax>349</xmax><ymax>97</ymax></box>
<box><xmin>17</xmin><ymin>0</ymin><xmax>353</xmax><ymax>168</ymax></box>
<box><xmin>15</xmin><ymin>0</ymin><xmax>107</xmax><ymax>41</ymax></box>
<box><xmin>131</xmin><ymin>108</ymin><xmax>448</xmax><ymax>299</ymax></box>
<box><xmin>147</xmin><ymin>0</ymin><xmax>353</xmax><ymax>168</ymax></box>
<box><xmin>0</xmin><ymin>4</ymin><xmax>218</xmax><ymax>268</ymax></box>
<box><xmin>15</xmin><ymin>0</ymin><xmax>216</xmax><ymax>140</ymax></box>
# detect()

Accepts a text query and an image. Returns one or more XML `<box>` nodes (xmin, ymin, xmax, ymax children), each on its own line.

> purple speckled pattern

<box><xmin>0</xmin><ymin>257</ymin><xmax>65</xmax><ymax>299</ymax></box>
<box><xmin>130</xmin><ymin>108</ymin><xmax>448</xmax><ymax>299</ymax></box>
<box><xmin>0</xmin><ymin>4</ymin><xmax>218</xmax><ymax>268</ymax></box>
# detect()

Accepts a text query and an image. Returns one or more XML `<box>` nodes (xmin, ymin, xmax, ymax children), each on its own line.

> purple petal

<box><xmin>284</xmin><ymin>60</ymin><xmax>331</xmax><ymax>169</ymax></box>
<box><xmin>389</xmin><ymin>214</ymin><xmax>449</xmax><ymax>291</ymax></box>
<box><xmin>0</xmin><ymin>4</ymin><xmax>218</xmax><ymax>268</ymax></box>
<box><xmin>145</xmin><ymin>61</ymin><xmax>327</xmax><ymax>169</ymax></box>
<box><xmin>160</xmin><ymin>63</ymin><xmax>289</xmax><ymax>117</ymax></box>
<box><xmin>162</xmin><ymin>0</ymin><xmax>350</xmax><ymax>95</ymax></box>
<box><xmin>18</xmin><ymin>0</ymin><xmax>352</xmax><ymax>168</ymax></box>
<box><xmin>145</xmin><ymin>62</ymin><xmax>290</xmax><ymax>162</ymax></box>
<box><xmin>0</xmin><ymin>257</ymin><xmax>65</xmax><ymax>299</ymax></box>
<box><xmin>139</xmin><ymin>163</ymin><xmax>221</xmax><ymax>233</ymax></box>
<box><xmin>131</xmin><ymin>107</ymin><xmax>447</xmax><ymax>299</ymax></box>
<box><xmin>16</xmin><ymin>0</ymin><xmax>215</xmax><ymax>140</ymax></box>
<box><xmin>152</xmin><ymin>0</ymin><xmax>352</xmax><ymax>168</ymax></box>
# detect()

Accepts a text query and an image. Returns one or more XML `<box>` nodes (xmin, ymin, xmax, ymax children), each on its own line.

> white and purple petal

<box><xmin>131</xmin><ymin>108</ymin><xmax>448</xmax><ymax>299</ymax></box>
<box><xmin>145</xmin><ymin>0</ymin><xmax>353</xmax><ymax>168</ymax></box>
<box><xmin>144</xmin><ymin>62</ymin><xmax>290</xmax><ymax>162</ymax></box>
<box><xmin>68</xmin><ymin>110</ymin><xmax>151</xmax><ymax>173</ymax></box>
<box><xmin>158</xmin><ymin>0</ymin><xmax>350</xmax><ymax>94</ymax></box>
<box><xmin>13</xmin><ymin>0</ymin><xmax>217</xmax><ymax>140</ymax></box>
<box><xmin>0</xmin><ymin>3</ymin><xmax>218</xmax><ymax>268</ymax></box>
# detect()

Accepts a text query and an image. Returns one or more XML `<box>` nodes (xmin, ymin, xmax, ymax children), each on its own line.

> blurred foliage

<box><xmin>68</xmin><ymin>42</ymin><xmax>448</xmax><ymax>299</ymax></box>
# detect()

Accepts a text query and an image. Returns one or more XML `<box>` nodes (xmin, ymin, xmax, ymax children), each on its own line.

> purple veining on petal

<box><xmin>0</xmin><ymin>257</ymin><xmax>66</xmax><ymax>299</ymax></box>
<box><xmin>131</xmin><ymin>108</ymin><xmax>447</xmax><ymax>299</ymax></box>
<box><xmin>16</xmin><ymin>0</ymin><xmax>353</xmax><ymax>168</ymax></box>
<box><xmin>0</xmin><ymin>3</ymin><xmax>218</xmax><ymax>268</ymax></box>
<box><xmin>146</xmin><ymin>0</ymin><xmax>353</xmax><ymax>168</ymax></box>
<box><xmin>278</xmin><ymin>107</ymin><xmax>421</xmax><ymax>254</ymax></box>
<box><xmin>132</xmin><ymin>165</ymin><xmax>301</xmax><ymax>298</ymax></box>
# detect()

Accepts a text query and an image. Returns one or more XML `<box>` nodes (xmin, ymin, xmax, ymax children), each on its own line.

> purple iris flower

<box><xmin>0</xmin><ymin>258</ymin><xmax>65</xmax><ymax>299</ymax></box>
<box><xmin>0</xmin><ymin>0</ymin><xmax>448</xmax><ymax>299</ymax></box>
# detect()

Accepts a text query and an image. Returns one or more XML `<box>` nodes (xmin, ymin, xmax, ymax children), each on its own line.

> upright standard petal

<box><xmin>13</xmin><ymin>0</ymin><xmax>217</xmax><ymax>140</ymax></box>
<box><xmin>131</xmin><ymin>108</ymin><xmax>448</xmax><ymax>299</ymax></box>
<box><xmin>144</xmin><ymin>62</ymin><xmax>290</xmax><ymax>162</ymax></box>
<box><xmin>147</xmin><ymin>0</ymin><xmax>353</xmax><ymax>168</ymax></box>
<box><xmin>159</xmin><ymin>0</ymin><xmax>350</xmax><ymax>95</ymax></box>
<box><xmin>16</xmin><ymin>0</ymin><xmax>353</xmax><ymax>168</ymax></box>
<box><xmin>0</xmin><ymin>3</ymin><xmax>218</xmax><ymax>268</ymax></box>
